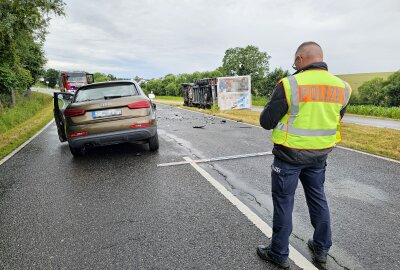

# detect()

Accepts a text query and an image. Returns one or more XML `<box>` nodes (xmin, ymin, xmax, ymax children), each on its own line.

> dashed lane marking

<box><xmin>183</xmin><ymin>156</ymin><xmax>318</xmax><ymax>270</ymax></box>
<box><xmin>157</xmin><ymin>151</ymin><xmax>272</xmax><ymax>167</ymax></box>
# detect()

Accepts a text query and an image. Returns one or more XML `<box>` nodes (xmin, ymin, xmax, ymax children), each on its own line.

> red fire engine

<box><xmin>59</xmin><ymin>71</ymin><xmax>94</xmax><ymax>93</ymax></box>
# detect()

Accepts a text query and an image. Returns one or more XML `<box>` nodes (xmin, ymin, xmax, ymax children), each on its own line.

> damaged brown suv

<box><xmin>53</xmin><ymin>81</ymin><xmax>158</xmax><ymax>156</ymax></box>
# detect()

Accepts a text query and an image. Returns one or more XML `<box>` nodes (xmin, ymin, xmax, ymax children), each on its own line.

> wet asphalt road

<box><xmin>1</xmin><ymin>104</ymin><xmax>399</xmax><ymax>270</ymax></box>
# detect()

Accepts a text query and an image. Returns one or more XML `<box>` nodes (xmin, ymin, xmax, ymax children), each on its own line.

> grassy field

<box><xmin>0</xmin><ymin>92</ymin><xmax>54</xmax><ymax>159</ymax></box>
<box><xmin>336</xmin><ymin>72</ymin><xmax>394</xmax><ymax>94</ymax></box>
<box><xmin>154</xmin><ymin>101</ymin><xmax>400</xmax><ymax>160</ymax></box>
<box><xmin>155</xmin><ymin>96</ymin><xmax>183</xmax><ymax>101</ymax></box>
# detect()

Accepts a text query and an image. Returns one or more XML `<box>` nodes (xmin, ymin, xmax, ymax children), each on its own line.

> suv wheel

<box><xmin>148</xmin><ymin>132</ymin><xmax>159</xmax><ymax>151</ymax></box>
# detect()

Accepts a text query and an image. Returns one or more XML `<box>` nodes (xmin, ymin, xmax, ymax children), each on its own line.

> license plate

<box><xmin>92</xmin><ymin>109</ymin><xmax>122</xmax><ymax>118</ymax></box>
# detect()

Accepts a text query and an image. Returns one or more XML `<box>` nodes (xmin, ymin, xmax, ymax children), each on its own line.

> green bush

<box><xmin>358</xmin><ymin>77</ymin><xmax>386</xmax><ymax>106</ymax></box>
<box><xmin>0</xmin><ymin>64</ymin><xmax>33</xmax><ymax>107</ymax></box>
<box><xmin>356</xmin><ymin>71</ymin><xmax>400</xmax><ymax>107</ymax></box>
<box><xmin>252</xmin><ymin>96</ymin><xmax>269</xmax><ymax>107</ymax></box>
<box><xmin>383</xmin><ymin>72</ymin><xmax>400</xmax><ymax>107</ymax></box>
<box><xmin>257</xmin><ymin>68</ymin><xmax>289</xmax><ymax>97</ymax></box>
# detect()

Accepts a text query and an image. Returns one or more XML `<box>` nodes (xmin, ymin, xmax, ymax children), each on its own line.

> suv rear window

<box><xmin>75</xmin><ymin>83</ymin><xmax>138</xmax><ymax>102</ymax></box>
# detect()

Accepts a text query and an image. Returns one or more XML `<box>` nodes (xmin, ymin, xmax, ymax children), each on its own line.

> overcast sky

<box><xmin>44</xmin><ymin>0</ymin><xmax>400</xmax><ymax>79</ymax></box>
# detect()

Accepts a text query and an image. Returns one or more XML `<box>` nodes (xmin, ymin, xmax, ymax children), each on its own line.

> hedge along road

<box><xmin>1</xmin><ymin>102</ymin><xmax>399</xmax><ymax>269</ymax></box>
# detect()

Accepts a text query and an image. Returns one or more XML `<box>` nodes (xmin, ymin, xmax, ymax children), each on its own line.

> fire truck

<box><xmin>59</xmin><ymin>71</ymin><xmax>94</xmax><ymax>93</ymax></box>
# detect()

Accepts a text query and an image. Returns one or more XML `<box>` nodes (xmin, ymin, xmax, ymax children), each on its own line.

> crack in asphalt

<box><xmin>206</xmin><ymin>163</ymin><xmax>233</xmax><ymax>189</ymax></box>
<box><xmin>327</xmin><ymin>254</ymin><xmax>352</xmax><ymax>270</ymax></box>
<box><xmin>206</xmin><ymin>163</ymin><xmax>270</xmax><ymax>214</ymax></box>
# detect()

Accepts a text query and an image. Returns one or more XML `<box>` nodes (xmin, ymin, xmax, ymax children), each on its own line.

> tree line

<box><xmin>141</xmin><ymin>45</ymin><xmax>290</xmax><ymax>98</ymax></box>
<box><xmin>0</xmin><ymin>0</ymin><xmax>65</xmax><ymax>108</ymax></box>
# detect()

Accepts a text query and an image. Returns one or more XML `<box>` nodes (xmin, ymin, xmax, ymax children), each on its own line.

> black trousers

<box><xmin>269</xmin><ymin>156</ymin><xmax>332</xmax><ymax>261</ymax></box>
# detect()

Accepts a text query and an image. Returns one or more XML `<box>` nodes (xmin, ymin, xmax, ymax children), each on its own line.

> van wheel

<box><xmin>148</xmin><ymin>132</ymin><xmax>159</xmax><ymax>151</ymax></box>
<box><xmin>69</xmin><ymin>145</ymin><xmax>86</xmax><ymax>157</ymax></box>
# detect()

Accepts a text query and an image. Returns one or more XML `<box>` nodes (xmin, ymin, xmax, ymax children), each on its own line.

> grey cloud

<box><xmin>44</xmin><ymin>0</ymin><xmax>400</xmax><ymax>78</ymax></box>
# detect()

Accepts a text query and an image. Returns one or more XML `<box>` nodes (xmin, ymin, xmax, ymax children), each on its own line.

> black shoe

<box><xmin>257</xmin><ymin>245</ymin><xmax>290</xmax><ymax>269</ymax></box>
<box><xmin>307</xmin><ymin>239</ymin><xmax>327</xmax><ymax>263</ymax></box>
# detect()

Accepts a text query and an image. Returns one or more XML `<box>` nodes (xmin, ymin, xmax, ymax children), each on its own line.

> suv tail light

<box><xmin>69</xmin><ymin>131</ymin><xmax>89</xmax><ymax>137</ymax></box>
<box><xmin>130</xmin><ymin>123</ymin><xmax>153</xmax><ymax>129</ymax></box>
<box><xmin>128</xmin><ymin>100</ymin><xmax>151</xmax><ymax>109</ymax></box>
<box><xmin>64</xmin><ymin>109</ymin><xmax>85</xmax><ymax>117</ymax></box>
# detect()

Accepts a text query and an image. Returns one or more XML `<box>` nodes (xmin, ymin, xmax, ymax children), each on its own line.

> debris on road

<box><xmin>193</xmin><ymin>124</ymin><xmax>206</xmax><ymax>129</ymax></box>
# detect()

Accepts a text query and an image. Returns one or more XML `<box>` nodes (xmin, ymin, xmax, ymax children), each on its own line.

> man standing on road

<box><xmin>257</xmin><ymin>41</ymin><xmax>352</xmax><ymax>268</ymax></box>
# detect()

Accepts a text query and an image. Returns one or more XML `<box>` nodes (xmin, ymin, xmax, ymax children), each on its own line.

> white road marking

<box><xmin>336</xmin><ymin>145</ymin><xmax>400</xmax><ymax>164</ymax></box>
<box><xmin>157</xmin><ymin>151</ymin><xmax>272</xmax><ymax>167</ymax></box>
<box><xmin>164</xmin><ymin>104</ymin><xmax>400</xmax><ymax>164</ymax></box>
<box><xmin>0</xmin><ymin>120</ymin><xmax>54</xmax><ymax>166</ymax></box>
<box><xmin>183</xmin><ymin>156</ymin><xmax>318</xmax><ymax>270</ymax></box>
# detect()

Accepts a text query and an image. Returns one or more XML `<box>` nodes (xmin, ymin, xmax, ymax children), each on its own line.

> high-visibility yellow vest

<box><xmin>271</xmin><ymin>70</ymin><xmax>352</xmax><ymax>149</ymax></box>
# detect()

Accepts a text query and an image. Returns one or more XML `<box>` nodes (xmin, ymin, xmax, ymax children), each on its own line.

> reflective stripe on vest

<box><xmin>271</xmin><ymin>70</ymin><xmax>352</xmax><ymax>150</ymax></box>
<box><xmin>287</xmin><ymin>76</ymin><xmax>298</xmax><ymax>128</ymax></box>
<box><xmin>286</xmin><ymin>75</ymin><xmax>340</xmax><ymax>137</ymax></box>
<box><xmin>275</xmin><ymin>122</ymin><xmax>337</xmax><ymax>136</ymax></box>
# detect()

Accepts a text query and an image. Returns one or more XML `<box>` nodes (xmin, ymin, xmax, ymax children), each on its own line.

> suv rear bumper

<box><xmin>68</xmin><ymin>126</ymin><xmax>157</xmax><ymax>148</ymax></box>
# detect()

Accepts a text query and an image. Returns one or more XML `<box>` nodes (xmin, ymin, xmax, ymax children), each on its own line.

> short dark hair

<box><xmin>295</xmin><ymin>41</ymin><xmax>322</xmax><ymax>54</ymax></box>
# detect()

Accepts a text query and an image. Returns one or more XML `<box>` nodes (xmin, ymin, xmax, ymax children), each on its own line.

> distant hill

<box><xmin>336</xmin><ymin>72</ymin><xmax>394</xmax><ymax>94</ymax></box>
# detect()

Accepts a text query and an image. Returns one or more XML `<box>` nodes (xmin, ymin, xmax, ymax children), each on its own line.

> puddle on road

<box><xmin>327</xmin><ymin>180</ymin><xmax>390</xmax><ymax>205</ymax></box>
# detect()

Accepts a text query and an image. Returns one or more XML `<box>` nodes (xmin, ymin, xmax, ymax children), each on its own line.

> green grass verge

<box><xmin>0</xmin><ymin>92</ymin><xmax>53</xmax><ymax>159</ymax></box>
<box><xmin>340</xmin><ymin>123</ymin><xmax>400</xmax><ymax>160</ymax></box>
<box><xmin>155</xmin><ymin>101</ymin><xmax>400</xmax><ymax>160</ymax></box>
<box><xmin>155</xmin><ymin>96</ymin><xmax>183</xmax><ymax>101</ymax></box>
<box><xmin>0</xmin><ymin>92</ymin><xmax>52</xmax><ymax>133</ymax></box>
